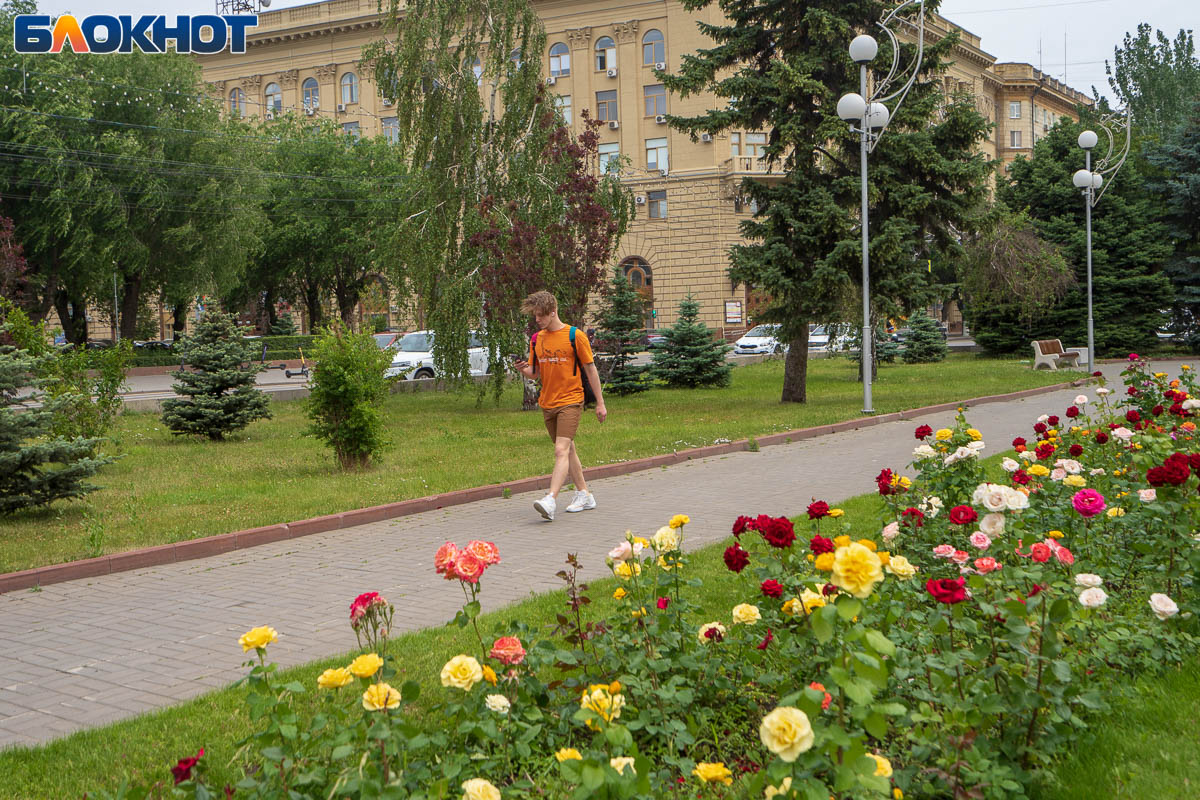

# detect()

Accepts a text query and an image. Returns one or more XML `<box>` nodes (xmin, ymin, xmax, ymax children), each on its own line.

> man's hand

<box><xmin>595</xmin><ymin>401</ymin><xmax>607</xmax><ymax>423</ymax></box>
<box><xmin>512</xmin><ymin>358</ymin><xmax>534</xmax><ymax>380</ymax></box>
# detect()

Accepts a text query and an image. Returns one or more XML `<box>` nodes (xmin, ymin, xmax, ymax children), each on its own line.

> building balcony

<box><xmin>720</xmin><ymin>155</ymin><xmax>782</xmax><ymax>176</ymax></box>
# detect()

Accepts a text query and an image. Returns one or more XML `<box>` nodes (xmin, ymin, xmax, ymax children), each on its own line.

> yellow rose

<box><xmin>652</xmin><ymin>525</ymin><xmax>679</xmax><ymax>551</ymax></box>
<box><xmin>814</xmin><ymin>553</ymin><xmax>835</xmax><ymax>571</ymax></box>
<box><xmin>1116</xmin><ymin>491</ymin><xmax>1129</xmax><ymax>498</ymax></box>
<box><xmin>781</xmin><ymin>597</ymin><xmax>802</xmax><ymax>616</ymax></box>
<box><xmin>614</xmin><ymin>562</ymin><xmax>641</xmax><ymax>580</ymax></box>
<box><xmin>613</xmin><ymin>587</ymin><xmax>627</xmax><ymax>600</ymax></box>
<box><xmin>894</xmin><ymin>789</ymin><xmax>905</xmax><ymax>800</ymax></box>
<box><xmin>1107</xmin><ymin>507</ymin><xmax>1126</xmax><ymax>518</ymax></box>
<box><xmin>884</xmin><ymin>555</ymin><xmax>917</xmax><ymax>579</ymax></box>
<box><xmin>831</xmin><ymin>542</ymin><xmax>884</xmax><ymax>599</ymax></box>
<box><xmin>361</xmin><ymin>682</ymin><xmax>401</xmax><ymax>711</ymax></box>
<box><xmin>935</xmin><ymin>428</ymin><xmax>953</xmax><ymax>441</ymax></box>
<box><xmin>869</xmin><ymin>753</ymin><xmax>893</xmax><ymax>777</ymax></box>
<box><xmin>238</xmin><ymin>625</ymin><xmax>278</xmax><ymax>653</ymax></box>
<box><xmin>856</xmin><ymin>538</ymin><xmax>878</xmax><ymax>552</ymax></box>
<box><xmin>349</xmin><ymin>652</ymin><xmax>384</xmax><ymax>679</ymax></box>
<box><xmin>461</xmin><ymin>778</ymin><xmax>501</xmax><ymax>800</ymax></box>
<box><xmin>764</xmin><ymin>777</ymin><xmax>793</xmax><ymax>799</ymax></box>
<box><xmin>1047</xmin><ymin>529</ymin><xmax>1064</xmax><ymax>539</ymax></box>
<box><xmin>759</xmin><ymin>706</ymin><xmax>814</xmax><ymax>761</ymax></box>
<box><xmin>828</xmin><ymin>508</ymin><xmax>844</xmax><ymax>518</ymax></box>
<box><xmin>832</xmin><ymin>534</ymin><xmax>851</xmax><ymax>548</ymax></box>
<box><xmin>482</xmin><ymin>665</ymin><xmax>498</xmax><ymax>686</ymax></box>
<box><xmin>801</xmin><ymin>588</ymin><xmax>826</xmax><ymax>614</ymax></box>
<box><xmin>657</xmin><ymin>555</ymin><xmax>681</xmax><ymax>571</ymax></box>
<box><xmin>1063</xmin><ymin>474</ymin><xmax>1086</xmax><ymax>488</ymax></box>
<box><xmin>966</xmin><ymin>428</ymin><xmax>982</xmax><ymax>440</ymax></box>
<box><xmin>1183</xmin><ymin>364</ymin><xmax>1192</xmax><ymax>370</ymax></box>
<box><xmin>898</xmin><ymin>476</ymin><xmax>912</xmax><ymax>489</ymax></box>
<box><xmin>317</xmin><ymin>667</ymin><xmax>353</xmax><ymax>689</ymax></box>
<box><xmin>1154</xmin><ymin>372</ymin><xmax>1167</xmax><ymax>378</ymax></box>
<box><xmin>698</xmin><ymin>621</ymin><xmax>727</xmax><ymax>644</ymax></box>
<box><xmin>610</xmin><ymin>756</ymin><xmax>636</xmax><ymax>775</ymax></box>
<box><xmin>631</xmin><ymin>606</ymin><xmax>648</xmax><ymax>618</ymax></box>
<box><xmin>668</xmin><ymin>514</ymin><xmax>690</xmax><ymax>529</ymax></box>
<box><xmin>632</xmin><ymin>536</ymin><xmax>650</xmax><ymax>548</ymax></box>
<box><xmin>692</xmin><ymin>762</ymin><xmax>733</xmax><ymax>785</ymax></box>
<box><xmin>876</xmin><ymin>550</ymin><xmax>891</xmax><ymax>567</ymax></box>
<box><xmin>732</xmin><ymin>603</ymin><xmax>761</xmax><ymax>625</ymax></box>
<box><xmin>440</xmin><ymin>655</ymin><xmax>483</xmax><ymax>691</ymax></box>
<box><xmin>580</xmin><ymin>684</ymin><xmax>625</xmax><ymax>728</ymax></box>
<box><xmin>609</xmin><ymin>680</ymin><xmax>621</xmax><ymax>693</ymax></box>
<box><xmin>555</xmin><ymin>747</ymin><xmax>583</xmax><ymax>762</ymax></box>
<box><xmin>1028</xmin><ymin>464</ymin><xmax>1050</xmax><ymax>477</ymax></box>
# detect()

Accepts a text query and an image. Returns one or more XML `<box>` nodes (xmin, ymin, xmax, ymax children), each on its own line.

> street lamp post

<box><xmin>836</xmin><ymin>0</ymin><xmax>927</xmax><ymax>414</ymax></box>
<box><xmin>1071</xmin><ymin>113</ymin><xmax>1131</xmax><ymax>372</ymax></box>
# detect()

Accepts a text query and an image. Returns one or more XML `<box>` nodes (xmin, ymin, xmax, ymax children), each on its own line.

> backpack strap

<box><xmin>530</xmin><ymin>332</ymin><xmax>539</xmax><ymax>374</ymax></box>
<box><xmin>569</xmin><ymin>326</ymin><xmax>579</xmax><ymax>376</ymax></box>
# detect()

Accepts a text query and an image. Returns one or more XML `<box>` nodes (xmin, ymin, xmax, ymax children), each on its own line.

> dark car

<box><xmin>646</xmin><ymin>333</ymin><xmax>668</xmax><ymax>349</ymax></box>
<box><xmin>134</xmin><ymin>339</ymin><xmax>173</xmax><ymax>350</ymax></box>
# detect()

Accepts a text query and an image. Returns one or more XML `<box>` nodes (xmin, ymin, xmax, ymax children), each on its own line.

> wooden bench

<box><xmin>1031</xmin><ymin>339</ymin><xmax>1081</xmax><ymax>370</ymax></box>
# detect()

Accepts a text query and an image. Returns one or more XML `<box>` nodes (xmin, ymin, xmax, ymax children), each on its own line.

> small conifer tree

<box><xmin>649</xmin><ymin>294</ymin><xmax>732</xmax><ymax>389</ymax></box>
<box><xmin>161</xmin><ymin>311</ymin><xmax>271</xmax><ymax>440</ymax></box>
<box><xmin>305</xmin><ymin>321</ymin><xmax>394</xmax><ymax>470</ymax></box>
<box><xmin>595</xmin><ymin>268</ymin><xmax>648</xmax><ymax>395</ymax></box>
<box><xmin>901</xmin><ymin>310</ymin><xmax>948</xmax><ymax>363</ymax></box>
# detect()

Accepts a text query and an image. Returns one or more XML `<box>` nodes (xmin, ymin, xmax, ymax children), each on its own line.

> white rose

<box><xmin>920</xmin><ymin>495</ymin><xmax>943</xmax><ymax>517</ymax></box>
<box><xmin>980</xmin><ymin>513</ymin><xmax>1005</xmax><ymax>537</ymax></box>
<box><xmin>913</xmin><ymin>444</ymin><xmax>937</xmax><ymax>460</ymax></box>
<box><xmin>979</xmin><ymin>487</ymin><xmax>1009</xmax><ymax>513</ymax></box>
<box><xmin>1074</xmin><ymin>573</ymin><xmax>1103</xmax><ymax>588</ymax></box>
<box><xmin>1089</xmin><ymin>468</ymin><xmax>1106</xmax><ymax>476</ymax></box>
<box><xmin>1055</xmin><ymin>458</ymin><xmax>1082</xmax><ymax>474</ymax></box>
<box><xmin>485</xmin><ymin>694</ymin><xmax>511</xmax><ymax>714</ymax></box>
<box><xmin>1139</xmin><ymin>488</ymin><xmax>1157</xmax><ymax>503</ymax></box>
<box><xmin>1019</xmin><ymin>449</ymin><xmax>1036</xmax><ymax>461</ymax></box>
<box><xmin>1001</xmin><ymin>458</ymin><xmax>1020</xmax><ymax>472</ymax></box>
<box><xmin>1075</xmin><ymin>394</ymin><xmax>1089</xmax><ymax>405</ymax></box>
<box><xmin>1003</xmin><ymin>487</ymin><xmax>1029</xmax><ymax>511</ymax></box>
<box><xmin>1096</xmin><ymin>387</ymin><xmax>1111</xmax><ymax>396</ymax></box>
<box><xmin>1149</xmin><ymin>593</ymin><xmax>1179</xmax><ymax>620</ymax></box>
<box><xmin>1050</xmin><ymin>467</ymin><xmax>1067</xmax><ymax>482</ymax></box>
<box><xmin>1112</xmin><ymin>426</ymin><xmax>1134</xmax><ymax>441</ymax></box>
<box><xmin>608</xmin><ymin>542</ymin><xmax>632</xmax><ymax>562</ymax></box>
<box><xmin>967</xmin><ymin>440</ymin><xmax>986</xmax><ymax>451</ymax></box>
<box><xmin>1184</xmin><ymin>398</ymin><xmax>1200</xmax><ymax>411</ymax></box>
<box><xmin>881</xmin><ymin>521</ymin><xmax>901</xmax><ymax>542</ymax></box>
<box><xmin>1037</xmin><ymin>414</ymin><xmax>1050</xmax><ymax>424</ymax></box>
<box><xmin>1078</xmin><ymin>587</ymin><xmax>1108</xmax><ymax>608</ymax></box>
<box><xmin>652</xmin><ymin>526</ymin><xmax>679</xmax><ymax>552</ymax></box>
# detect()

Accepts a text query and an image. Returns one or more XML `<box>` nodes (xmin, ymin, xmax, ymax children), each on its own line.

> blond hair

<box><xmin>520</xmin><ymin>291</ymin><xmax>557</xmax><ymax>316</ymax></box>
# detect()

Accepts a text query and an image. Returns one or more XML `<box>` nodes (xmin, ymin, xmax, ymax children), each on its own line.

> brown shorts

<box><xmin>543</xmin><ymin>403</ymin><xmax>583</xmax><ymax>442</ymax></box>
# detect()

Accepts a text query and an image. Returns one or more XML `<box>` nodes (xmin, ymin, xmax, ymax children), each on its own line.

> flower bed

<box><xmin>103</xmin><ymin>356</ymin><xmax>1198</xmax><ymax>800</ymax></box>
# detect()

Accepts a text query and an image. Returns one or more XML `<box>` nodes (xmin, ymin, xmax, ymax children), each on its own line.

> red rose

<box><xmin>1170</xmin><ymin>403</ymin><xmax>1185</xmax><ymax>417</ymax></box>
<box><xmin>806</xmin><ymin>500</ymin><xmax>830</xmax><ymax>520</ymax></box>
<box><xmin>1095</xmin><ymin>431</ymin><xmax>1109</xmax><ymax>444</ymax></box>
<box><xmin>1047</xmin><ymin>415</ymin><xmax>1060</xmax><ymax>426</ymax></box>
<box><xmin>1093</xmin><ymin>370</ymin><xmax>1103</xmax><ymax>377</ymax></box>
<box><xmin>1065</xmin><ymin>405</ymin><xmax>1080</xmax><ymax>418</ymax></box>
<box><xmin>1127</xmin><ymin>386</ymin><xmax>1138</xmax><ymax>396</ymax></box>
<box><xmin>810</xmin><ymin>535</ymin><xmax>835</xmax><ymax>555</ymax></box>
<box><xmin>761</xmin><ymin>516</ymin><xmax>796</xmax><ymax>549</ymax></box>
<box><xmin>732</xmin><ymin>515</ymin><xmax>754</xmax><ymax>536</ymax></box>
<box><xmin>821</xmin><ymin>583</ymin><xmax>839</xmax><ymax>596</ymax></box>
<box><xmin>1033</xmin><ymin>422</ymin><xmax>1047</xmax><ymax>434</ymax></box>
<box><xmin>1012</xmin><ymin>469</ymin><xmax>1031</xmax><ymax>485</ymax></box>
<box><xmin>704</xmin><ymin>626</ymin><xmax>724</xmax><ymax>642</ymax></box>
<box><xmin>172</xmin><ymin>749</ymin><xmax>204</xmax><ymax>785</ymax></box>
<box><xmin>1035</xmin><ymin>442</ymin><xmax>1055</xmax><ymax>460</ymax></box>
<box><xmin>1069</xmin><ymin>444</ymin><xmax>1083</xmax><ymax>457</ymax></box>
<box><xmin>876</xmin><ymin>468</ymin><xmax>896</xmax><ymax>496</ymax></box>
<box><xmin>723</xmin><ymin>543</ymin><xmax>750</xmax><ymax>573</ymax></box>
<box><xmin>1012</xmin><ymin>436</ymin><xmax>1027</xmax><ymax>448</ymax></box>
<box><xmin>1146</xmin><ymin>466</ymin><xmax>1168</xmax><ymax>487</ymax></box>
<box><xmin>1188</xmin><ymin>453</ymin><xmax>1200</xmax><ymax>474</ymax></box>
<box><xmin>915</xmin><ymin>424</ymin><xmax>933</xmax><ymax>439</ymax></box>
<box><xmin>926</xmin><ymin>578</ymin><xmax>967</xmax><ymax>604</ymax></box>
<box><xmin>1027</xmin><ymin>583</ymin><xmax>1047</xmax><ymax>597</ymax></box>
<box><xmin>756</xmin><ymin>628</ymin><xmax>774</xmax><ymax>650</ymax></box>
<box><xmin>901</xmin><ymin>507</ymin><xmax>925</xmax><ymax>528</ymax></box>
<box><xmin>1161</xmin><ymin>453</ymin><xmax>1191</xmax><ymax>485</ymax></box>
<box><xmin>948</xmin><ymin>505</ymin><xmax>978</xmax><ymax>525</ymax></box>
<box><xmin>761</xmin><ymin>579</ymin><xmax>784</xmax><ymax>598</ymax></box>
<box><xmin>657</xmin><ymin>597</ymin><xmax>670</xmax><ymax>610</ymax></box>
<box><xmin>1030</xmin><ymin>542</ymin><xmax>1052</xmax><ymax>562</ymax></box>
<box><xmin>755</xmin><ymin>514</ymin><xmax>773</xmax><ymax>531</ymax></box>
<box><xmin>1126</xmin><ymin>409</ymin><xmax>1141</xmax><ymax>423</ymax></box>
<box><xmin>1153</xmin><ymin>404</ymin><xmax>1165</xmax><ymax>416</ymax></box>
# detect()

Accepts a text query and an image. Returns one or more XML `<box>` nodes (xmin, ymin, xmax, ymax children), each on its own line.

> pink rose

<box><xmin>1072</xmin><ymin>489</ymin><xmax>1107</xmax><ymax>518</ymax></box>
<box><xmin>969</xmin><ymin>531</ymin><xmax>992</xmax><ymax>550</ymax></box>
<box><xmin>1053</xmin><ymin>544</ymin><xmax>1075</xmax><ymax>565</ymax></box>
<box><xmin>435</xmin><ymin>542</ymin><xmax>459</xmax><ymax>579</ymax></box>
<box><xmin>932</xmin><ymin>544</ymin><xmax>955</xmax><ymax>559</ymax></box>
<box><xmin>466</xmin><ymin>540</ymin><xmax>501</xmax><ymax>566</ymax></box>
<box><xmin>881</xmin><ymin>521</ymin><xmax>901</xmax><ymax>542</ymax></box>
<box><xmin>453</xmin><ymin>550</ymin><xmax>486</xmax><ymax>583</ymax></box>
<box><xmin>489</xmin><ymin>636</ymin><xmax>526</xmax><ymax>665</ymax></box>
<box><xmin>608</xmin><ymin>541</ymin><xmax>632</xmax><ymax>562</ymax></box>
<box><xmin>974</xmin><ymin>557</ymin><xmax>1001</xmax><ymax>574</ymax></box>
<box><xmin>1138</xmin><ymin>488</ymin><xmax>1156</xmax><ymax>503</ymax></box>
<box><xmin>1050</xmin><ymin>468</ymin><xmax>1067</xmax><ymax>482</ymax></box>
<box><xmin>951</xmin><ymin>550</ymin><xmax>970</xmax><ymax>565</ymax></box>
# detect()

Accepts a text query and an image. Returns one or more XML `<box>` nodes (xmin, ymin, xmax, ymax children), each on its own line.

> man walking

<box><xmin>513</xmin><ymin>291</ymin><xmax>607</xmax><ymax>521</ymax></box>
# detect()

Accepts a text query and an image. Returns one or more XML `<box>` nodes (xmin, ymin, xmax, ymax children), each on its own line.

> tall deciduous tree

<box><xmin>661</xmin><ymin>0</ymin><xmax>990</xmax><ymax>402</ymax></box>
<box><xmin>1106</xmin><ymin>25</ymin><xmax>1200</xmax><ymax>143</ymax></box>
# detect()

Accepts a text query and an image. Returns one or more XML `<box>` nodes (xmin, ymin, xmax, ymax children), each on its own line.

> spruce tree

<box><xmin>161</xmin><ymin>311</ymin><xmax>271</xmax><ymax>440</ymax></box>
<box><xmin>901</xmin><ymin>310</ymin><xmax>948</xmax><ymax>363</ymax></box>
<box><xmin>0</xmin><ymin>343</ymin><xmax>111</xmax><ymax>514</ymax></box>
<box><xmin>649</xmin><ymin>295</ymin><xmax>732</xmax><ymax>389</ymax></box>
<box><xmin>595</xmin><ymin>268</ymin><xmax>648</xmax><ymax>395</ymax></box>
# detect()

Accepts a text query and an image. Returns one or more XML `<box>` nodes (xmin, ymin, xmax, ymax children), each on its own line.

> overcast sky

<box><xmin>30</xmin><ymin>0</ymin><xmax>1196</xmax><ymax>103</ymax></box>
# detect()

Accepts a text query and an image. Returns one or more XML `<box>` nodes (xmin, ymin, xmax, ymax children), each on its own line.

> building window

<box><xmin>646</xmin><ymin>137</ymin><xmax>668</xmax><ymax>172</ymax></box>
<box><xmin>599</xmin><ymin>142</ymin><xmax>620</xmax><ymax>174</ymax></box>
<box><xmin>597</xmin><ymin>89</ymin><xmax>618</xmax><ymax>121</ymax></box>
<box><xmin>264</xmin><ymin>82</ymin><xmax>281</xmax><ymax>113</ymax></box>
<box><xmin>730</xmin><ymin>132</ymin><xmax>740</xmax><ymax>156</ymax></box>
<box><xmin>1009</xmin><ymin>100</ymin><xmax>1021</xmax><ymax>119</ymax></box>
<box><xmin>382</xmin><ymin>116</ymin><xmax>399</xmax><ymax>144</ymax></box>
<box><xmin>595</xmin><ymin>36</ymin><xmax>616</xmax><ymax>71</ymax></box>
<box><xmin>472</xmin><ymin>58</ymin><xmax>483</xmax><ymax>85</ymax></box>
<box><xmin>549</xmin><ymin>42</ymin><xmax>570</xmax><ymax>76</ymax></box>
<box><xmin>340</xmin><ymin>72</ymin><xmax>359</xmax><ymax>105</ymax></box>
<box><xmin>342</xmin><ymin>121</ymin><xmax>361</xmax><ymax>140</ymax></box>
<box><xmin>642</xmin><ymin>29</ymin><xmax>664</xmax><ymax>65</ymax></box>
<box><xmin>302</xmin><ymin>77</ymin><xmax>319</xmax><ymax>108</ymax></box>
<box><xmin>745</xmin><ymin>132</ymin><xmax>767</xmax><ymax>158</ymax></box>
<box><xmin>644</xmin><ymin>84</ymin><xmax>666</xmax><ymax>116</ymax></box>
<box><xmin>554</xmin><ymin>94</ymin><xmax>572</xmax><ymax>125</ymax></box>
<box><xmin>1010</xmin><ymin>129</ymin><xmax>1022</xmax><ymax>148</ymax></box>
<box><xmin>621</xmin><ymin>257</ymin><xmax>652</xmax><ymax>287</ymax></box>
<box><xmin>648</xmin><ymin>189</ymin><xmax>667</xmax><ymax>219</ymax></box>
<box><xmin>509</xmin><ymin>48</ymin><xmax>522</xmax><ymax>72</ymax></box>
<box><xmin>228</xmin><ymin>88</ymin><xmax>245</xmax><ymax>116</ymax></box>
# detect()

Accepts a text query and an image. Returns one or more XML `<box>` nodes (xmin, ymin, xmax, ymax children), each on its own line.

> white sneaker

<box><xmin>534</xmin><ymin>494</ymin><xmax>556</xmax><ymax>521</ymax></box>
<box><xmin>565</xmin><ymin>491</ymin><xmax>596</xmax><ymax>513</ymax></box>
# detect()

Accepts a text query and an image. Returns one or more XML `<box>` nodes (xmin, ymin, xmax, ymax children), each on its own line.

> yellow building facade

<box><xmin>194</xmin><ymin>1</ymin><xmax>1092</xmax><ymax>338</ymax></box>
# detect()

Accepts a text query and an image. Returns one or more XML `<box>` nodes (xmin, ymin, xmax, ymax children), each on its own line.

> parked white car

<box><xmin>384</xmin><ymin>330</ymin><xmax>489</xmax><ymax>379</ymax></box>
<box><xmin>733</xmin><ymin>324</ymin><xmax>787</xmax><ymax>355</ymax></box>
<box><xmin>808</xmin><ymin>324</ymin><xmax>851</xmax><ymax>352</ymax></box>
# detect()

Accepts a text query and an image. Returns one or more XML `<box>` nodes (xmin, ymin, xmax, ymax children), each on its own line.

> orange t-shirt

<box><xmin>530</xmin><ymin>326</ymin><xmax>594</xmax><ymax>409</ymax></box>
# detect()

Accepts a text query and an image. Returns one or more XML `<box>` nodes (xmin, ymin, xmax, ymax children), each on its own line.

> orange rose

<box><xmin>489</xmin><ymin>635</ymin><xmax>526</xmax><ymax>665</ymax></box>
<box><xmin>465</xmin><ymin>540</ymin><xmax>501</xmax><ymax>565</ymax></box>
<box><xmin>454</xmin><ymin>550</ymin><xmax>486</xmax><ymax>583</ymax></box>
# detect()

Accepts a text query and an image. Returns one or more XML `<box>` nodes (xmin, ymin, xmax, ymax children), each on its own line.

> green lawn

<box><xmin>1</xmin><ymin>355</ymin><xmax>1080</xmax><ymax>573</ymax></box>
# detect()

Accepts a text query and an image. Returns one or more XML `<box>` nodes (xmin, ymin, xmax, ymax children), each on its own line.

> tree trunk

<box><xmin>304</xmin><ymin>283</ymin><xmax>324</xmax><ymax>332</ymax></box>
<box><xmin>262</xmin><ymin>287</ymin><xmax>278</xmax><ymax>332</ymax></box>
<box><xmin>781</xmin><ymin>335</ymin><xmax>808</xmax><ymax>403</ymax></box>
<box><xmin>522</xmin><ymin>378</ymin><xmax>539</xmax><ymax>410</ymax></box>
<box><xmin>119</xmin><ymin>273</ymin><xmax>142</xmax><ymax>341</ymax></box>
<box><xmin>172</xmin><ymin>303</ymin><xmax>187</xmax><ymax>339</ymax></box>
<box><xmin>53</xmin><ymin>288</ymin><xmax>89</xmax><ymax>344</ymax></box>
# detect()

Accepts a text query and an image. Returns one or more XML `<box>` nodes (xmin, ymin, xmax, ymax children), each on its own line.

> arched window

<box><xmin>264</xmin><ymin>82</ymin><xmax>281</xmax><ymax>113</ymax></box>
<box><xmin>302</xmin><ymin>77</ymin><xmax>319</xmax><ymax>109</ymax></box>
<box><xmin>621</xmin><ymin>257</ymin><xmax>652</xmax><ymax>288</ymax></box>
<box><xmin>471</xmin><ymin>57</ymin><xmax>483</xmax><ymax>85</ymax></box>
<box><xmin>595</xmin><ymin>36</ymin><xmax>616</xmax><ymax>71</ymax></box>
<box><xmin>642</xmin><ymin>29</ymin><xmax>665</xmax><ymax>65</ymax></box>
<box><xmin>340</xmin><ymin>72</ymin><xmax>359</xmax><ymax>105</ymax></box>
<box><xmin>510</xmin><ymin>48</ymin><xmax>522</xmax><ymax>70</ymax></box>
<box><xmin>549</xmin><ymin>42</ymin><xmax>570</xmax><ymax>76</ymax></box>
<box><xmin>228</xmin><ymin>87</ymin><xmax>245</xmax><ymax>116</ymax></box>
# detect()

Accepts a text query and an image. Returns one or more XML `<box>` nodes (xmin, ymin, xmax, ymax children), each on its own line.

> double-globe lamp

<box><xmin>1073</xmin><ymin>129</ymin><xmax>1102</xmax><ymax>372</ymax></box>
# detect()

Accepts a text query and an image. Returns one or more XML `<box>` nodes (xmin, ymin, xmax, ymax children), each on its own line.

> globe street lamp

<box><xmin>1072</xmin><ymin>113</ymin><xmax>1131</xmax><ymax>372</ymax></box>
<box><xmin>837</xmin><ymin>0</ymin><xmax>927</xmax><ymax>414</ymax></box>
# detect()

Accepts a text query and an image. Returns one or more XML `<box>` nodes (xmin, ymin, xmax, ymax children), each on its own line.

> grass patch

<box><xmin>0</xmin><ymin>354</ymin><xmax>1080</xmax><ymax>573</ymax></box>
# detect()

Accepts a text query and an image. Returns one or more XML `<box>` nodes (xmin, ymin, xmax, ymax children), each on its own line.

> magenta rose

<box><xmin>1071</xmin><ymin>489</ymin><xmax>1107</xmax><ymax>518</ymax></box>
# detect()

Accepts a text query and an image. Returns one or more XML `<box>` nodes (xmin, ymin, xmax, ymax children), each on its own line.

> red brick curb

<box><xmin>0</xmin><ymin>377</ymin><xmax>1088</xmax><ymax>595</ymax></box>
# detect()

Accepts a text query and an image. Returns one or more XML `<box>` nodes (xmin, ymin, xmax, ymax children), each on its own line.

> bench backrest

<box><xmin>1035</xmin><ymin>339</ymin><xmax>1065</xmax><ymax>356</ymax></box>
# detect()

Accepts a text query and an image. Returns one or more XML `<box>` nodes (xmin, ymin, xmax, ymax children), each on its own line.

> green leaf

<box><xmin>1049</xmin><ymin>597</ymin><xmax>1071</xmax><ymax>623</ymax></box>
<box><xmin>864</xmin><ymin>629</ymin><xmax>896</xmax><ymax>657</ymax></box>
<box><xmin>278</xmin><ymin>723</ymin><xmax>297</xmax><ymax>740</ymax></box>
<box><xmin>1051</xmin><ymin>659</ymin><xmax>1072</xmax><ymax>682</ymax></box>
<box><xmin>812</xmin><ymin>603</ymin><xmax>837</xmax><ymax>643</ymax></box>
<box><xmin>605</xmin><ymin>724</ymin><xmax>633</xmax><ymax>750</ymax></box>
<box><xmin>873</xmin><ymin>702</ymin><xmax>906</xmax><ymax>716</ymax></box>
<box><xmin>401</xmin><ymin>680</ymin><xmax>420</xmax><ymax>702</ymax></box>
<box><xmin>864</xmin><ymin>712</ymin><xmax>888</xmax><ymax>739</ymax></box>
<box><xmin>281</xmin><ymin>681</ymin><xmax>306</xmax><ymax>694</ymax></box>
<box><xmin>330</xmin><ymin>744</ymin><xmax>353</xmax><ymax>760</ymax></box>
<box><xmin>581</xmin><ymin>763</ymin><xmax>606</xmax><ymax>790</ymax></box>
<box><xmin>836</xmin><ymin>597</ymin><xmax>862</xmax><ymax>621</ymax></box>
<box><xmin>465</xmin><ymin>600</ymin><xmax>482</xmax><ymax>620</ymax></box>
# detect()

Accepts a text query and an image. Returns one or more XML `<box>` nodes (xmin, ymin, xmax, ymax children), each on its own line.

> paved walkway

<box><xmin>0</xmin><ymin>363</ymin><xmax>1133</xmax><ymax>750</ymax></box>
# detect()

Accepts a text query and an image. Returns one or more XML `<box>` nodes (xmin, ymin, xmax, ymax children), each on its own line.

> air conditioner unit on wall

<box><xmin>607</xmin><ymin>120</ymin><xmax>619</xmax><ymax>130</ymax></box>
<box><xmin>303</xmin><ymin>106</ymin><xmax>314</xmax><ymax>115</ymax></box>
<box><xmin>606</xmin><ymin>68</ymin><xmax>618</xmax><ymax>78</ymax></box>
<box><xmin>700</xmin><ymin>133</ymin><xmax>712</xmax><ymax>142</ymax></box>
<box><xmin>337</xmin><ymin>103</ymin><xmax>346</xmax><ymax>113</ymax></box>
<box><xmin>654</xmin><ymin>61</ymin><xmax>666</xmax><ymax>70</ymax></box>
<box><xmin>635</xmin><ymin>195</ymin><xmax>646</xmax><ymax>205</ymax></box>
<box><xmin>265</xmin><ymin>111</ymin><xmax>275</xmax><ymax>120</ymax></box>
<box><xmin>546</xmin><ymin>76</ymin><xmax>556</xmax><ymax>86</ymax></box>
<box><xmin>655</xmin><ymin>114</ymin><xmax>667</xmax><ymax>124</ymax></box>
